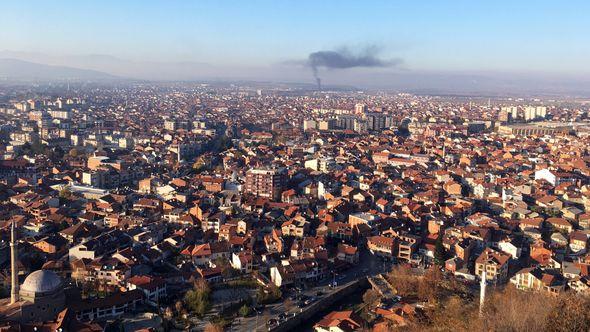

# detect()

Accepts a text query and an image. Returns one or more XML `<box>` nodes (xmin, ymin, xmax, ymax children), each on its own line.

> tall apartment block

<box><xmin>244</xmin><ymin>167</ymin><xmax>287</xmax><ymax>201</ymax></box>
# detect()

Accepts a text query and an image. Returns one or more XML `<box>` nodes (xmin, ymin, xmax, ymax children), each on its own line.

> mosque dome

<box><xmin>20</xmin><ymin>270</ymin><xmax>62</xmax><ymax>294</ymax></box>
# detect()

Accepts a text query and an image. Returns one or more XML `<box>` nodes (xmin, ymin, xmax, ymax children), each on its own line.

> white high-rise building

<box><xmin>524</xmin><ymin>106</ymin><xmax>536</xmax><ymax>121</ymax></box>
<box><xmin>523</xmin><ymin>106</ymin><xmax>547</xmax><ymax>121</ymax></box>
<box><xmin>536</xmin><ymin>106</ymin><xmax>547</xmax><ymax>119</ymax></box>
<box><xmin>501</xmin><ymin>106</ymin><xmax>518</xmax><ymax>120</ymax></box>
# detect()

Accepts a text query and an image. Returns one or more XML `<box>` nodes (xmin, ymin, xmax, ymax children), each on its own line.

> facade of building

<box><xmin>244</xmin><ymin>167</ymin><xmax>286</xmax><ymax>201</ymax></box>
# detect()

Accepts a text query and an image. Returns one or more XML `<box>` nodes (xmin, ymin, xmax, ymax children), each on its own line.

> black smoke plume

<box><xmin>307</xmin><ymin>47</ymin><xmax>402</xmax><ymax>90</ymax></box>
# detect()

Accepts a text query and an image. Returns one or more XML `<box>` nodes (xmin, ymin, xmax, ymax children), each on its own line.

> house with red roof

<box><xmin>314</xmin><ymin>310</ymin><xmax>363</xmax><ymax>332</ymax></box>
<box><xmin>126</xmin><ymin>275</ymin><xmax>167</xmax><ymax>303</ymax></box>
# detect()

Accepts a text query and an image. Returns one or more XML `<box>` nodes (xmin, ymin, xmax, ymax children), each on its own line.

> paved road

<box><xmin>236</xmin><ymin>249</ymin><xmax>391</xmax><ymax>332</ymax></box>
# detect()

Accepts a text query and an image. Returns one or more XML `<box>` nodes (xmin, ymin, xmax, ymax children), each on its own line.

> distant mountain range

<box><xmin>0</xmin><ymin>58</ymin><xmax>117</xmax><ymax>80</ymax></box>
<box><xmin>0</xmin><ymin>51</ymin><xmax>214</xmax><ymax>81</ymax></box>
<box><xmin>1</xmin><ymin>51</ymin><xmax>590</xmax><ymax>96</ymax></box>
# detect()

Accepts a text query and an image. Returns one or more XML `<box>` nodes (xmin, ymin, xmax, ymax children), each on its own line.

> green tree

<box><xmin>193</xmin><ymin>278</ymin><xmax>211</xmax><ymax>294</ymax></box>
<box><xmin>184</xmin><ymin>289</ymin><xmax>210</xmax><ymax>316</ymax></box>
<box><xmin>183</xmin><ymin>279</ymin><xmax>211</xmax><ymax>317</ymax></box>
<box><xmin>20</xmin><ymin>141</ymin><xmax>47</xmax><ymax>156</ymax></box>
<box><xmin>59</xmin><ymin>188</ymin><xmax>72</xmax><ymax>200</ymax></box>
<box><xmin>47</xmin><ymin>146</ymin><xmax>65</xmax><ymax>160</ymax></box>
<box><xmin>256</xmin><ymin>284</ymin><xmax>282</xmax><ymax>304</ymax></box>
<box><xmin>434</xmin><ymin>232</ymin><xmax>447</xmax><ymax>266</ymax></box>
<box><xmin>239</xmin><ymin>304</ymin><xmax>251</xmax><ymax>317</ymax></box>
<box><xmin>213</xmin><ymin>256</ymin><xmax>239</xmax><ymax>279</ymax></box>
<box><xmin>192</xmin><ymin>157</ymin><xmax>208</xmax><ymax>172</ymax></box>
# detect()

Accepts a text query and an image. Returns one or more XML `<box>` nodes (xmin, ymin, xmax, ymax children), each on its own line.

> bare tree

<box><xmin>544</xmin><ymin>293</ymin><xmax>590</xmax><ymax>332</ymax></box>
<box><xmin>362</xmin><ymin>289</ymin><xmax>382</xmax><ymax>311</ymax></box>
<box><xmin>204</xmin><ymin>323</ymin><xmax>223</xmax><ymax>332</ymax></box>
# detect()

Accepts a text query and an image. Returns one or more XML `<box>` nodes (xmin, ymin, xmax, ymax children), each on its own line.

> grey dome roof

<box><xmin>21</xmin><ymin>270</ymin><xmax>62</xmax><ymax>293</ymax></box>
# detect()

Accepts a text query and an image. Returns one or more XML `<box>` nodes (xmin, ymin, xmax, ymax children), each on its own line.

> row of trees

<box><xmin>373</xmin><ymin>266</ymin><xmax>590</xmax><ymax>331</ymax></box>
<box><xmin>19</xmin><ymin>141</ymin><xmax>66</xmax><ymax>160</ymax></box>
<box><xmin>18</xmin><ymin>143</ymin><xmax>88</xmax><ymax>161</ymax></box>
<box><xmin>413</xmin><ymin>286</ymin><xmax>590</xmax><ymax>332</ymax></box>
<box><xmin>178</xmin><ymin>276</ymin><xmax>266</xmax><ymax>329</ymax></box>
<box><xmin>383</xmin><ymin>265</ymin><xmax>470</xmax><ymax>304</ymax></box>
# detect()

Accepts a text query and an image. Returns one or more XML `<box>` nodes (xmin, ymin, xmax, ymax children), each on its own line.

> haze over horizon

<box><xmin>1</xmin><ymin>1</ymin><xmax>590</xmax><ymax>94</ymax></box>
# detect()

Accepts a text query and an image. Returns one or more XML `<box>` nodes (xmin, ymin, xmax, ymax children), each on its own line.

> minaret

<box><xmin>10</xmin><ymin>221</ymin><xmax>19</xmax><ymax>304</ymax></box>
<box><xmin>479</xmin><ymin>266</ymin><xmax>487</xmax><ymax>316</ymax></box>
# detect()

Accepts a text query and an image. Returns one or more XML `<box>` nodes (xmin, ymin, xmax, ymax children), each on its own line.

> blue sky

<box><xmin>1</xmin><ymin>1</ymin><xmax>589</xmax><ymax>77</ymax></box>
